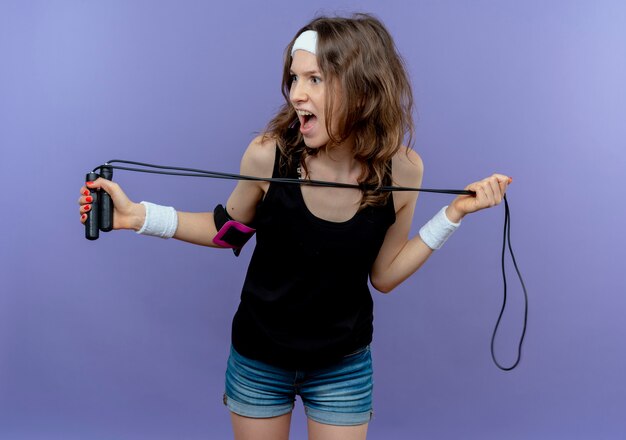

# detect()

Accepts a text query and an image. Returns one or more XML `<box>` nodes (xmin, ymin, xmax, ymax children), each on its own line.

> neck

<box><xmin>306</xmin><ymin>141</ymin><xmax>361</xmax><ymax>183</ymax></box>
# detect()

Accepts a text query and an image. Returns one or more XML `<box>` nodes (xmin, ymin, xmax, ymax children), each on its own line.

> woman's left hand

<box><xmin>446</xmin><ymin>174</ymin><xmax>512</xmax><ymax>223</ymax></box>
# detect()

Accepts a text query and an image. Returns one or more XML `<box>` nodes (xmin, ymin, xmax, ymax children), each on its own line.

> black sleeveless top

<box><xmin>231</xmin><ymin>146</ymin><xmax>396</xmax><ymax>369</ymax></box>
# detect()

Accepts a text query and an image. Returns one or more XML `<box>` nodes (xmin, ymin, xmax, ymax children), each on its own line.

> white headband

<box><xmin>291</xmin><ymin>30</ymin><xmax>318</xmax><ymax>56</ymax></box>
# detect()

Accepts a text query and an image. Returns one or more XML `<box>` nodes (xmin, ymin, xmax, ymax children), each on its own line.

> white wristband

<box><xmin>136</xmin><ymin>201</ymin><xmax>178</xmax><ymax>239</ymax></box>
<box><xmin>419</xmin><ymin>206</ymin><xmax>461</xmax><ymax>250</ymax></box>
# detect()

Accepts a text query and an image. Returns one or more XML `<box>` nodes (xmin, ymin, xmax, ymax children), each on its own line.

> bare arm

<box><xmin>173</xmin><ymin>136</ymin><xmax>275</xmax><ymax>247</ymax></box>
<box><xmin>369</xmin><ymin>147</ymin><xmax>430</xmax><ymax>293</ymax></box>
<box><xmin>369</xmin><ymin>147</ymin><xmax>511</xmax><ymax>293</ymax></box>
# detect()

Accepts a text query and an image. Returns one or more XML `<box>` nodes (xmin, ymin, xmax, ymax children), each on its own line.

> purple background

<box><xmin>1</xmin><ymin>0</ymin><xmax>625</xmax><ymax>439</ymax></box>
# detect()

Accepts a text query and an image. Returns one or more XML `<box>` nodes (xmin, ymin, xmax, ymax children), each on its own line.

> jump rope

<box><xmin>85</xmin><ymin>159</ymin><xmax>528</xmax><ymax>371</ymax></box>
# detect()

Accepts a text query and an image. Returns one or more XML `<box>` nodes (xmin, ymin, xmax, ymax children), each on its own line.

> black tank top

<box><xmin>231</xmin><ymin>146</ymin><xmax>396</xmax><ymax>369</ymax></box>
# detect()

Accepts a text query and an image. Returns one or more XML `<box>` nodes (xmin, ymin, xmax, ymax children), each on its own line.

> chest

<box><xmin>300</xmin><ymin>185</ymin><xmax>362</xmax><ymax>223</ymax></box>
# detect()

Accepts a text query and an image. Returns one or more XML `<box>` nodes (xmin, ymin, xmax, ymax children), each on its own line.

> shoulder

<box><xmin>240</xmin><ymin>134</ymin><xmax>277</xmax><ymax>178</ymax></box>
<box><xmin>226</xmin><ymin>135</ymin><xmax>277</xmax><ymax>220</ymax></box>
<box><xmin>391</xmin><ymin>146</ymin><xmax>423</xmax><ymax>189</ymax></box>
<box><xmin>389</xmin><ymin>146</ymin><xmax>423</xmax><ymax>213</ymax></box>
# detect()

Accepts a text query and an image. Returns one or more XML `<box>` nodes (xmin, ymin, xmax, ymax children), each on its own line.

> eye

<box><xmin>311</xmin><ymin>76</ymin><xmax>322</xmax><ymax>84</ymax></box>
<box><xmin>289</xmin><ymin>74</ymin><xmax>298</xmax><ymax>83</ymax></box>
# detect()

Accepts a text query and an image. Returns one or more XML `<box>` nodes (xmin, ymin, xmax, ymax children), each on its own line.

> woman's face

<box><xmin>289</xmin><ymin>50</ymin><xmax>332</xmax><ymax>149</ymax></box>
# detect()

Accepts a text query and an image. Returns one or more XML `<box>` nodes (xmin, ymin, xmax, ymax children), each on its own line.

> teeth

<box><xmin>296</xmin><ymin>110</ymin><xmax>314</xmax><ymax>116</ymax></box>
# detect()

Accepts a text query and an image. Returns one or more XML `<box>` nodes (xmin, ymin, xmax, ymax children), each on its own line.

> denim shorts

<box><xmin>224</xmin><ymin>345</ymin><xmax>373</xmax><ymax>426</ymax></box>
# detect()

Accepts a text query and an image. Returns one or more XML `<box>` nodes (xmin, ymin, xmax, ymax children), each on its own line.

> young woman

<box><xmin>78</xmin><ymin>13</ymin><xmax>510</xmax><ymax>440</ymax></box>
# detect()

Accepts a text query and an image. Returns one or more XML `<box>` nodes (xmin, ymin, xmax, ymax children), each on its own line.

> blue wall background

<box><xmin>1</xmin><ymin>1</ymin><xmax>625</xmax><ymax>439</ymax></box>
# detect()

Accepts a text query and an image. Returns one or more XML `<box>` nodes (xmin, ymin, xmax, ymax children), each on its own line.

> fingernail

<box><xmin>81</xmin><ymin>214</ymin><xmax>87</xmax><ymax>220</ymax></box>
<box><xmin>86</xmin><ymin>181</ymin><xmax>93</xmax><ymax>186</ymax></box>
<box><xmin>85</xmin><ymin>196</ymin><xmax>93</xmax><ymax>203</ymax></box>
<box><xmin>83</xmin><ymin>190</ymin><xmax>89</xmax><ymax>196</ymax></box>
<box><xmin>84</xmin><ymin>205</ymin><xmax>91</xmax><ymax>211</ymax></box>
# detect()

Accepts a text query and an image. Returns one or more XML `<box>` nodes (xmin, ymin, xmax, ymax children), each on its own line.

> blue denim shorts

<box><xmin>224</xmin><ymin>345</ymin><xmax>373</xmax><ymax>426</ymax></box>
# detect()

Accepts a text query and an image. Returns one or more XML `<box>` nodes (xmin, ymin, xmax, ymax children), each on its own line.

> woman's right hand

<box><xmin>78</xmin><ymin>178</ymin><xmax>146</xmax><ymax>231</ymax></box>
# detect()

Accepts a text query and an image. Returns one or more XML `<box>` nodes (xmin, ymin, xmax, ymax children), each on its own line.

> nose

<box><xmin>290</xmin><ymin>79</ymin><xmax>308</xmax><ymax>104</ymax></box>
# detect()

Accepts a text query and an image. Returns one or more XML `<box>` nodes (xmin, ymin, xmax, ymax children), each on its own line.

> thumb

<box><xmin>86</xmin><ymin>177</ymin><xmax>114</xmax><ymax>192</ymax></box>
<box><xmin>86</xmin><ymin>178</ymin><xmax>130</xmax><ymax>205</ymax></box>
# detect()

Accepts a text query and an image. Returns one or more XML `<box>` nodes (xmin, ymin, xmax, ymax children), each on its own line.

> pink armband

<box><xmin>212</xmin><ymin>204</ymin><xmax>256</xmax><ymax>256</ymax></box>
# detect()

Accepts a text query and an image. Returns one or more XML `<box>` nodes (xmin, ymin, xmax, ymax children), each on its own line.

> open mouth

<box><xmin>296</xmin><ymin>109</ymin><xmax>318</xmax><ymax>132</ymax></box>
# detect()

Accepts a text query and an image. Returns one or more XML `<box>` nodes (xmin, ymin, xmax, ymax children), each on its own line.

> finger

<box><xmin>77</xmin><ymin>194</ymin><xmax>94</xmax><ymax>206</ymax></box>
<box><xmin>81</xmin><ymin>204</ymin><xmax>93</xmax><ymax>214</ymax></box>
<box><xmin>85</xmin><ymin>177</ymin><xmax>104</xmax><ymax>190</ymax></box>
<box><xmin>498</xmin><ymin>175</ymin><xmax>511</xmax><ymax>195</ymax></box>
<box><xmin>491</xmin><ymin>173</ymin><xmax>512</xmax><ymax>184</ymax></box>
<box><xmin>497</xmin><ymin>180</ymin><xmax>508</xmax><ymax>199</ymax></box>
<box><xmin>79</xmin><ymin>186</ymin><xmax>92</xmax><ymax>205</ymax></box>
<box><xmin>490</xmin><ymin>174</ymin><xmax>511</xmax><ymax>199</ymax></box>
<box><xmin>80</xmin><ymin>213</ymin><xmax>88</xmax><ymax>224</ymax></box>
<box><xmin>475</xmin><ymin>179</ymin><xmax>495</xmax><ymax>206</ymax></box>
<box><xmin>483</xmin><ymin>174</ymin><xmax>510</xmax><ymax>204</ymax></box>
<box><xmin>474</xmin><ymin>186</ymin><xmax>487</xmax><ymax>207</ymax></box>
<box><xmin>87</xmin><ymin>177</ymin><xmax>122</xmax><ymax>199</ymax></box>
<box><xmin>85</xmin><ymin>177</ymin><xmax>115</xmax><ymax>192</ymax></box>
<box><xmin>486</xmin><ymin>176</ymin><xmax>502</xmax><ymax>204</ymax></box>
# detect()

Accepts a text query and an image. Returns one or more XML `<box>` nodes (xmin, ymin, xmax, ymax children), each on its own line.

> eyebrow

<box><xmin>289</xmin><ymin>70</ymin><xmax>322</xmax><ymax>76</ymax></box>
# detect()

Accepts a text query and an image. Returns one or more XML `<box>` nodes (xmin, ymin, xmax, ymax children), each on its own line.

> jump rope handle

<box><xmin>99</xmin><ymin>165</ymin><xmax>114</xmax><ymax>232</ymax></box>
<box><xmin>84</xmin><ymin>167</ymin><xmax>115</xmax><ymax>240</ymax></box>
<box><xmin>85</xmin><ymin>172</ymin><xmax>100</xmax><ymax>240</ymax></box>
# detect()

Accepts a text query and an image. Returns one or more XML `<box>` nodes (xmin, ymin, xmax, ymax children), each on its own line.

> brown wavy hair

<box><xmin>263</xmin><ymin>13</ymin><xmax>415</xmax><ymax>208</ymax></box>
